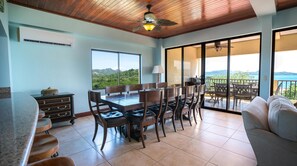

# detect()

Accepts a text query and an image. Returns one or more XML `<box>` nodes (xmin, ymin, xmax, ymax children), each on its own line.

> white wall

<box><xmin>8</xmin><ymin>4</ymin><xmax>156</xmax><ymax>113</ymax></box>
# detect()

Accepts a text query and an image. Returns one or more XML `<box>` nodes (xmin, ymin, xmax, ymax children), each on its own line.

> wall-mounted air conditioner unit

<box><xmin>19</xmin><ymin>26</ymin><xmax>74</xmax><ymax>47</ymax></box>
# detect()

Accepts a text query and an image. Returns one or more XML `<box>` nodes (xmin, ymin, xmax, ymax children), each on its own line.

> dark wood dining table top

<box><xmin>101</xmin><ymin>93</ymin><xmax>143</xmax><ymax>112</ymax></box>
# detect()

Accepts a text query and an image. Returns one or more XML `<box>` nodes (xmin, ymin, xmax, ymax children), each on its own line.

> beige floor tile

<box><xmin>158</xmin><ymin>149</ymin><xmax>207</xmax><ymax>166</ymax></box>
<box><xmin>180</xmin><ymin>139</ymin><xmax>220</xmax><ymax>161</ymax></box>
<box><xmin>69</xmin><ymin>148</ymin><xmax>106</xmax><ymax>166</ymax></box>
<box><xmin>97</xmin><ymin>161</ymin><xmax>111</xmax><ymax>166</ymax></box>
<box><xmin>139</xmin><ymin>141</ymin><xmax>176</xmax><ymax>161</ymax></box>
<box><xmin>53</xmin><ymin>128</ymin><xmax>81</xmax><ymax>143</ymax></box>
<box><xmin>108</xmin><ymin>149</ymin><xmax>155</xmax><ymax>166</ymax></box>
<box><xmin>206</xmin><ymin>162</ymin><xmax>217</xmax><ymax>166</ymax></box>
<box><xmin>161</xmin><ymin>132</ymin><xmax>192</xmax><ymax>148</ymax></box>
<box><xmin>97</xmin><ymin>139</ymin><xmax>135</xmax><ymax>160</ymax></box>
<box><xmin>231</xmin><ymin>130</ymin><xmax>250</xmax><ymax>143</ymax></box>
<box><xmin>222</xmin><ymin>139</ymin><xmax>256</xmax><ymax>160</ymax></box>
<box><xmin>50</xmin><ymin>124</ymin><xmax>74</xmax><ymax>135</ymax></box>
<box><xmin>83</xmin><ymin>130</ymin><xmax>124</xmax><ymax>148</ymax></box>
<box><xmin>210</xmin><ymin>149</ymin><xmax>257</xmax><ymax>166</ymax></box>
<box><xmin>74</xmin><ymin>124</ymin><xmax>102</xmax><ymax>136</ymax></box>
<box><xmin>195</xmin><ymin>131</ymin><xmax>229</xmax><ymax>147</ymax></box>
<box><xmin>206</xmin><ymin>125</ymin><xmax>236</xmax><ymax>137</ymax></box>
<box><xmin>59</xmin><ymin>137</ymin><xmax>92</xmax><ymax>156</ymax></box>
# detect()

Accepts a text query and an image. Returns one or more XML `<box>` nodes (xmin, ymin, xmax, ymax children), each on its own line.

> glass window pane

<box><xmin>119</xmin><ymin>53</ymin><xmax>140</xmax><ymax>85</ymax></box>
<box><xmin>92</xmin><ymin>51</ymin><xmax>118</xmax><ymax>89</ymax></box>
<box><xmin>205</xmin><ymin>41</ymin><xmax>228</xmax><ymax>110</ymax></box>
<box><xmin>167</xmin><ymin>48</ymin><xmax>182</xmax><ymax>86</ymax></box>
<box><xmin>230</xmin><ymin>35</ymin><xmax>260</xmax><ymax>111</ymax></box>
<box><xmin>273</xmin><ymin>29</ymin><xmax>297</xmax><ymax>100</ymax></box>
<box><xmin>184</xmin><ymin>45</ymin><xmax>202</xmax><ymax>84</ymax></box>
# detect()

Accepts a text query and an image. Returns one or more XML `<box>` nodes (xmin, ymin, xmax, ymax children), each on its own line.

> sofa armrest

<box><xmin>246</xmin><ymin>128</ymin><xmax>297</xmax><ymax>166</ymax></box>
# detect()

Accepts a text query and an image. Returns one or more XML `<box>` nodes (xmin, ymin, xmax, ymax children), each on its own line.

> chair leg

<box><xmin>198</xmin><ymin>107</ymin><xmax>203</xmax><ymax>120</ymax></box>
<box><xmin>100</xmin><ymin>127</ymin><xmax>108</xmax><ymax>151</ymax></box>
<box><xmin>114</xmin><ymin>127</ymin><xmax>117</xmax><ymax>133</ymax></box>
<box><xmin>188</xmin><ymin>111</ymin><xmax>192</xmax><ymax>126</ymax></box>
<box><xmin>92</xmin><ymin>123</ymin><xmax>98</xmax><ymax>141</ymax></box>
<box><xmin>155</xmin><ymin>122</ymin><xmax>160</xmax><ymax>142</ymax></box>
<box><xmin>193</xmin><ymin>106</ymin><xmax>197</xmax><ymax>124</ymax></box>
<box><xmin>126</xmin><ymin>123</ymin><xmax>131</xmax><ymax>142</ymax></box>
<box><xmin>172</xmin><ymin>116</ymin><xmax>177</xmax><ymax>132</ymax></box>
<box><xmin>180</xmin><ymin>114</ymin><xmax>184</xmax><ymax>130</ymax></box>
<box><xmin>161</xmin><ymin>118</ymin><xmax>166</xmax><ymax>137</ymax></box>
<box><xmin>139</xmin><ymin>125</ymin><xmax>145</xmax><ymax>148</ymax></box>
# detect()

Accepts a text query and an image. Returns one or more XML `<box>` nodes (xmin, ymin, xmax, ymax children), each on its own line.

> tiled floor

<box><xmin>50</xmin><ymin>109</ymin><xmax>257</xmax><ymax>166</ymax></box>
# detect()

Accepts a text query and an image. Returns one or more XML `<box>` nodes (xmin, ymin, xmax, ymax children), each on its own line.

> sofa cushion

<box><xmin>267</xmin><ymin>95</ymin><xmax>290</xmax><ymax>106</ymax></box>
<box><xmin>242</xmin><ymin>97</ymin><xmax>269</xmax><ymax>131</ymax></box>
<box><xmin>268</xmin><ymin>98</ymin><xmax>297</xmax><ymax>141</ymax></box>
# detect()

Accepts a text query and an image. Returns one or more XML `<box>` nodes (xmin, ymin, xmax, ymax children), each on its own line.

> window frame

<box><xmin>91</xmin><ymin>49</ymin><xmax>141</xmax><ymax>90</ymax></box>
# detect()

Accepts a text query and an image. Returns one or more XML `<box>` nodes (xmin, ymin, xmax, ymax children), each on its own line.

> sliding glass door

<box><xmin>165</xmin><ymin>34</ymin><xmax>261</xmax><ymax>113</ymax></box>
<box><xmin>272</xmin><ymin>28</ymin><xmax>297</xmax><ymax>101</ymax></box>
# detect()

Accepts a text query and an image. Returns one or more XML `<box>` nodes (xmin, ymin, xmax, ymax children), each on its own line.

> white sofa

<box><xmin>242</xmin><ymin>96</ymin><xmax>297</xmax><ymax>166</ymax></box>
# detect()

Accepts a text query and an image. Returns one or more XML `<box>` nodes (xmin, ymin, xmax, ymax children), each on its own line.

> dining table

<box><xmin>100</xmin><ymin>93</ymin><xmax>143</xmax><ymax>112</ymax></box>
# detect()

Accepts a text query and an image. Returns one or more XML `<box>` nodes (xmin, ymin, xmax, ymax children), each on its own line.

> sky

<box><xmin>205</xmin><ymin>54</ymin><xmax>260</xmax><ymax>72</ymax></box>
<box><xmin>92</xmin><ymin>51</ymin><xmax>139</xmax><ymax>71</ymax></box>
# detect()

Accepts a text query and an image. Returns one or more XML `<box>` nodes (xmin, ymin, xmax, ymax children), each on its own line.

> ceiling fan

<box><xmin>132</xmin><ymin>2</ymin><xmax>177</xmax><ymax>32</ymax></box>
<box><xmin>208</xmin><ymin>41</ymin><xmax>234</xmax><ymax>52</ymax></box>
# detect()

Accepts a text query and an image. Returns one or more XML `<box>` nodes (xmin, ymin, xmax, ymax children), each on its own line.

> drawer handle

<box><xmin>47</xmin><ymin>108</ymin><xmax>51</xmax><ymax>111</ymax></box>
<box><xmin>58</xmin><ymin>112</ymin><xmax>68</xmax><ymax>117</ymax></box>
<box><xmin>57</xmin><ymin>106</ymin><xmax>67</xmax><ymax>110</ymax></box>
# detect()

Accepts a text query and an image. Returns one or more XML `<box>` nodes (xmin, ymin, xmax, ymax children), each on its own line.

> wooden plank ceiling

<box><xmin>8</xmin><ymin>0</ymin><xmax>297</xmax><ymax>38</ymax></box>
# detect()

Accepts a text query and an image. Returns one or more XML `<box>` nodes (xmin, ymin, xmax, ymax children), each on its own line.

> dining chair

<box><xmin>150</xmin><ymin>87</ymin><xmax>180</xmax><ymax>137</ymax></box>
<box><xmin>127</xmin><ymin>89</ymin><xmax>163</xmax><ymax>148</ymax></box>
<box><xmin>105</xmin><ymin>85</ymin><xmax>126</xmax><ymax>96</ymax></box>
<box><xmin>177</xmin><ymin>85</ymin><xmax>195</xmax><ymax>130</ymax></box>
<box><xmin>214</xmin><ymin>83</ymin><xmax>228</xmax><ymax>105</ymax></box>
<box><xmin>156</xmin><ymin>82</ymin><xmax>168</xmax><ymax>89</ymax></box>
<box><xmin>142</xmin><ymin>83</ymin><xmax>156</xmax><ymax>90</ymax></box>
<box><xmin>88</xmin><ymin>90</ymin><xmax>131</xmax><ymax>150</ymax></box>
<box><xmin>126</xmin><ymin>84</ymin><xmax>143</xmax><ymax>94</ymax></box>
<box><xmin>232</xmin><ymin>83</ymin><xmax>253</xmax><ymax>109</ymax></box>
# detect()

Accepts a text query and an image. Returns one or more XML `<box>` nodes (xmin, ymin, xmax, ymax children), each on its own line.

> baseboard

<box><xmin>75</xmin><ymin>111</ymin><xmax>92</xmax><ymax>118</ymax></box>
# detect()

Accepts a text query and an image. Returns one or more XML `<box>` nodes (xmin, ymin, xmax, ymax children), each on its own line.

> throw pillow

<box><xmin>268</xmin><ymin>98</ymin><xmax>297</xmax><ymax>141</ymax></box>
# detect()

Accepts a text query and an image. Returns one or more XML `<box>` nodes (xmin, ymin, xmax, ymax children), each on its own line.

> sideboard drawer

<box><xmin>47</xmin><ymin>111</ymin><xmax>71</xmax><ymax>120</ymax></box>
<box><xmin>40</xmin><ymin>104</ymin><xmax>71</xmax><ymax>113</ymax></box>
<box><xmin>37</xmin><ymin>97</ymin><xmax>70</xmax><ymax>105</ymax></box>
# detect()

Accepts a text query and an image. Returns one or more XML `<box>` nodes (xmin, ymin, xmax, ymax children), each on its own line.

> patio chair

<box><xmin>214</xmin><ymin>83</ymin><xmax>228</xmax><ymax>105</ymax></box>
<box><xmin>232</xmin><ymin>83</ymin><xmax>253</xmax><ymax>109</ymax></box>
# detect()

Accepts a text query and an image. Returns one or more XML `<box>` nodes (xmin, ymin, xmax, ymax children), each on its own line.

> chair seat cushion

<box><xmin>268</xmin><ymin>98</ymin><xmax>297</xmax><ymax>141</ymax></box>
<box><xmin>101</xmin><ymin>111</ymin><xmax>124</xmax><ymax>119</ymax></box>
<box><xmin>127</xmin><ymin>110</ymin><xmax>156</xmax><ymax>124</ymax></box>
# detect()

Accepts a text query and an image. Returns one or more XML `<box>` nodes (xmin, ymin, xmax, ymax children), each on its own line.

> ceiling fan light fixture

<box><xmin>143</xmin><ymin>22</ymin><xmax>155</xmax><ymax>31</ymax></box>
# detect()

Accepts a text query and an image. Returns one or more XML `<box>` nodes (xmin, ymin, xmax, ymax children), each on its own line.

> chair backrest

<box><xmin>214</xmin><ymin>83</ymin><xmax>228</xmax><ymax>93</ymax></box>
<box><xmin>163</xmin><ymin>87</ymin><xmax>180</xmax><ymax>113</ymax></box>
<box><xmin>233</xmin><ymin>83</ymin><xmax>252</xmax><ymax>96</ymax></box>
<box><xmin>139</xmin><ymin>90</ymin><xmax>163</xmax><ymax>119</ymax></box>
<box><xmin>199</xmin><ymin>84</ymin><xmax>206</xmax><ymax>95</ymax></box>
<box><xmin>105</xmin><ymin>85</ymin><xmax>126</xmax><ymax>96</ymax></box>
<box><xmin>142</xmin><ymin>83</ymin><xmax>156</xmax><ymax>90</ymax></box>
<box><xmin>126</xmin><ymin>84</ymin><xmax>143</xmax><ymax>94</ymax></box>
<box><xmin>88</xmin><ymin>90</ymin><xmax>106</xmax><ymax>124</ymax></box>
<box><xmin>181</xmin><ymin>85</ymin><xmax>195</xmax><ymax>108</ymax></box>
<box><xmin>156</xmin><ymin>82</ymin><xmax>168</xmax><ymax>89</ymax></box>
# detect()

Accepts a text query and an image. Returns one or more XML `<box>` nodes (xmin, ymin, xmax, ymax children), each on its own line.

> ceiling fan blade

<box><xmin>154</xmin><ymin>25</ymin><xmax>161</xmax><ymax>32</ymax></box>
<box><xmin>132</xmin><ymin>26</ymin><xmax>142</xmax><ymax>32</ymax></box>
<box><xmin>157</xmin><ymin>19</ymin><xmax>177</xmax><ymax>26</ymax></box>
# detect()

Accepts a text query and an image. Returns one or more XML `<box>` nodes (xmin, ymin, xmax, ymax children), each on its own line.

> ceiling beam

<box><xmin>249</xmin><ymin>0</ymin><xmax>276</xmax><ymax>16</ymax></box>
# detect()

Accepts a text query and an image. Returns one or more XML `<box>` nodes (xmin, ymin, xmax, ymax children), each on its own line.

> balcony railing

<box><xmin>205</xmin><ymin>78</ymin><xmax>297</xmax><ymax>100</ymax></box>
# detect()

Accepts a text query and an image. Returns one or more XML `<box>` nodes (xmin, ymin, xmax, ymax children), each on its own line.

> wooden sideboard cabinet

<box><xmin>32</xmin><ymin>92</ymin><xmax>75</xmax><ymax>124</ymax></box>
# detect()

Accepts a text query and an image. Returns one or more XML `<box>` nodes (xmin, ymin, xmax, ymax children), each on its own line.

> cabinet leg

<box><xmin>70</xmin><ymin>119</ymin><xmax>75</xmax><ymax>125</ymax></box>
